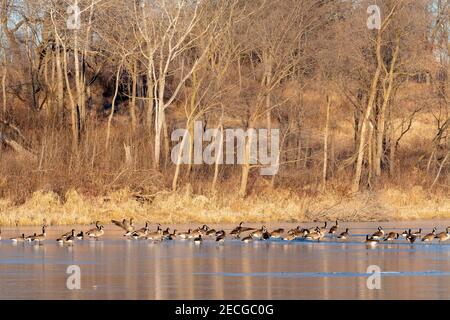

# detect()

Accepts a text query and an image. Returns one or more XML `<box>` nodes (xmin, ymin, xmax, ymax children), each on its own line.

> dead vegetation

<box><xmin>0</xmin><ymin>185</ymin><xmax>448</xmax><ymax>226</ymax></box>
<box><xmin>0</xmin><ymin>0</ymin><xmax>449</xmax><ymax>225</ymax></box>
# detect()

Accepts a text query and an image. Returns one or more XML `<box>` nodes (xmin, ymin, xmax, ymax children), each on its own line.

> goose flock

<box><xmin>1</xmin><ymin>219</ymin><xmax>449</xmax><ymax>246</ymax></box>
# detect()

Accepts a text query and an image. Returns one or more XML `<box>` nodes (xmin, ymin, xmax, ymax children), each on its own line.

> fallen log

<box><xmin>0</xmin><ymin>133</ymin><xmax>37</xmax><ymax>162</ymax></box>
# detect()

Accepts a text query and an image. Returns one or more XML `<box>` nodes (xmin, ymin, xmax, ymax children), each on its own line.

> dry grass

<box><xmin>0</xmin><ymin>185</ymin><xmax>448</xmax><ymax>226</ymax></box>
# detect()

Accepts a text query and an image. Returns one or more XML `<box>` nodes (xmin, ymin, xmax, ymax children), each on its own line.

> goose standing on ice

<box><xmin>30</xmin><ymin>225</ymin><xmax>47</xmax><ymax>243</ymax></box>
<box><xmin>422</xmin><ymin>227</ymin><xmax>436</xmax><ymax>242</ymax></box>
<box><xmin>365</xmin><ymin>235</ymin><xmax>378</xmax><ymax>246</ymax></box>
<box><xmin>11</xmin><ymin>234</ymin><xmax>26</xmax><ymax>243</ymax></box>
<box><xmin>370</xmin><ymin>227</ymin><xmax>384</xmax><ymax>240</ymax></box>
<box><xmin>329</xmin><ymin>221</ymin><xmax>339</xmax><ymax>234</ymax></box>
<box><xmin>112</xmin><ymin>218</ymin><xmax>134</xmax><ymax>236</ymax></box>
<box><xmin>436</xmin><ymin>227</ymin><xmax>450</xmax><ymax>242</ymax></box>
<box><xmin>86</xmin><ymin>222</ymin><xmax>104</xmax><ymax>240</ymax></box>
<box><xmin>338</xmin><ymin>228</ymin><xmax>349</xmax><ymax>240</ymax></box>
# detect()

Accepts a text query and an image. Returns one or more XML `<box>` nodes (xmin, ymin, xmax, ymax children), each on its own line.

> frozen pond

<box><xmin>0</xmin><ymin>221</ymin><xmax>449</xmax><ymax>299</ymax></box>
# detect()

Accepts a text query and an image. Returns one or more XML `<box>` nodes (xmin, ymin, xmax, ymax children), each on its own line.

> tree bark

<box><xmin>130</xmin><ymin>58</ymin><xmax>138</xmax><ymax>132</ymax></box>
<box><xmin>322</xmin><ymin>96</ymin><xmax>331</xmax><ymax>190</ymax></box>
<box><xmin>106</xmin><ymin>63</ymin><xmax>123</xmax><ymax>150</ymax></box>
<box><xmin>375</xmin><ymin>35</ymin><xmax>400</xmax><ymax>177</ymax></box>
<box><xmin>352</xmin><ymin>31</ymin><xmax>383</xmax><ymax>193</ymax></box>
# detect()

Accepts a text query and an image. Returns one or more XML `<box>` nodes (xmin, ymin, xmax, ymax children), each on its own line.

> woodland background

<box><xmin>0</xmin><ymin>0</ymin><xmax>449</xmax><ymax>225</ymax></box>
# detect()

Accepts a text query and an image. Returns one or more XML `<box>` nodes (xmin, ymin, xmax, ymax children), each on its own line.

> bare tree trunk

<box><xmin>73</xmin><ymin>22</ymin><xmax>84</xmax><ymax>132</ymax></box>
<box><xmin>130</xmin><ymin>58</ymin><xmax>138</xmax><ymax>132</ymax></box>
<box><xmin>430</xmin><ymin>151</ymin><xmax>450</xmax><ymax>189</ymax></box>
<box><xmin>146</xmin><ymin>65</ymin><xmax>154</xmax><ymax>133</ymax></box>
<box><xmin>1</xmin><ymin>52</ymin><xmax>6</xmax><ymax>115</ymax></box>
<box><xmin>375</xmin><ymin>36</ymin><xmax>400</xmax><ymax>177</ymax></box>
<box><xmin>154</xmin><ymin>75</ymin><xmax>166</xmax><ymax>169</ymax></box>
<box><xmin>106</xmin><ymin>63</ymin><xmax>123</xmax><ymax>150</ymax></box>
<box><xmin>368</xmin><ymin>123</ymin><xmax>374</xmax><ymax>188</ymax></box>
<box><xmin>61</xmin><ymin>39</ymin><xmax>79</xmax><ymax>152</ymax></box>
<box><xmin>172</xmin><ymin>129</ymin><xmax>189</xmax><ymax>191</ymax></box>
<box><xmin>212</xmin><ymin>124</ymin><xmax>224</xmax><ymax>191</ymax></box>
<box><xmin>55</xmin><ymin>44</ymin><xmax>64</xmax><ymax>120</ymax></box>
<box><xmin>322</xmin><ymin>96</ymin><xmax>331</xmax><ymax>190</ymax></box>
<box><xmin>239</xmin><ymin>122</ymin><xmax>254</xmax><ymax>198</ymax></box>
<box><xmin>352</xmin><ymin>32</ymin><xmax>383</xmax><ymax>193</ymax></box>
<box><xmin>389</xmin><ymin>125</ymin><xmax>396</xmax><ymax>177</ymax></box>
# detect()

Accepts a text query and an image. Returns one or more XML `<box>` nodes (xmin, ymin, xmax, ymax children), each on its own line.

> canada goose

<box><xmin>250</xmin><ymin>226</ymin><xmax>268</xmax><ymax>240</ymax></box>
<box><xmin>287</xmin><ymin>226</ymin><xmax>304</xmax><ymax>237</ymax></box>
<box><xmin>365</xmin><ymin>235</ymin><xmax>378</xmax><ymax>246</ymax></box>
<box><xmin>300</xmin><ymin>228</ymin><xmax>311</xmax><ymax>237</ymax></box>
<box><xmin>411</xmin><ymin>228</ymin><xmax>422</xmax><ymax>237</ymax></box>
<box><xmin>305</xmin><ymin>228</ymin><xmax>322</xmax><ymax>241</ymax></box>
<box><xmin>167</xmin><ymin>229</ymin><xmax>178</xmax><ymax>240</ymax></box>
<box><xmin>406</xmin><ymin>230</ymin><xmax>417</xmax><ymax>244</ymax></box>
<box><xmin>401</xmin><ymin>230</ymin><xmax>409</xmax><ymax>238</ymax></box>
<box><xmin>216</xmin><ymin>234</ymin><xmax>225</xmax><ymax>244</ymax></box>
<box><xmin>384</xmin><ymin>232</ymin><xmax>399</xmax><ymax>241</ymax></box>
<box><xmin>65</xmin><ymin>230</ymin><xmax>76</xmax><ymax>244</ymax></box>
<box><xmin>57</xmin><ymin>229</ymin><xmax>75</xmax><ymax>243</ymax></box>
<box><xmin>285</xmin><ymin>227</ymin><xmax>303</xmax><ymax>240</ymax></box>
<box><xmin>146</xmin><ymin>225</ymin><xmax>163</xmax><ymax>241</ymax></box>
<box><xmin>319</xmin><ymin>222</ymin><xmax>328</xmax><ymax>234</ymax></box>
<box><xmin>111</xmin><ymin>218</ymin><xmax>134</xmax><ymax>233</ymax></box>
<box><xmin>178</xmin><ymin>229</ymin><xmax>192</xmax><ymax>240</ymax></box>
<box><xmin>86</xmin><ymin>224</ymin><xmax>104</xmax><ymax>239</ymax></box>
<box><xmin>194</xmin><ymin>235</ymin><xmax>202</xmax><ymax>245</ymax></box>
<box><xmin>166</xmin><ymin>229</ymin><xmax>177</xmax><ymax>240</ymax></box>
<box><xmin>287</xmin><ymin>226</ymin><xmax>300</xmax><ymax>235</ymax></box>
<box><xmin>206</xmin><ymin>229</ymin><xmax>217</xmax><ymax>237</ymax></box>
<box><xmin>198</xmin><ymin>225</ymin><xmax>210</xmax><ymax>236</ymax></box>
<box><xmin>189</xmin><ymin>229</ymin><xmax>202</xmax><ymax>239</ymax></box>
<box><xmin>422</xmin><ymin>228</ymin><xmax>436</xmax><ymax>242</ymax></box>
<box><xmin>283</xmin><ymin>233</ymin><xmax>298</xmax><ymax>241</ymax></box>
<box><xmin>230</xmin><ymin>222</ymin><xmax>255</xmax><ymax>237</ymax></box>
<box><xmin>338</xmin><ymin>228</ymin><xmax>349</xmax><ymax>240</ymax></box>
<box><xmin>215</xmin><ymin>230</ymin><xmax>225</xmax><ymax>237</ymax></box>
<box><xmin>436</xmin><ymin>227</ymin><xmax>450</xmax><ymax>242</ymax></box>
<box><xmin>241</xmin><ymin>236</ymin><xmax>253</xmax><ymax>243</ymax></box>
<box><xmin>57</xmin><ymin>230</ymin><xmax>75</xmax><ymax>244</ymax></box>
<box><xmin>129</xmin><ymin>222</ymin><xmax>149</xmax><ymax>237</ymax></box>
<box><xmin>59</xmin><ymin>229</ymin><xmax>76</xmax><ymax>240</ymax></box>
<box><xmin>370</xmin><ymin>227</ymin><xmax>385</xmax><ymax>240</ymax></box>
<box><xmin>130</xmin><ymin>226</ymin><xmax>149</xmax><ymax>239</ymax></box>
<box><xmin>306</xmin><ymin>226</ymin><xmax>317</xmax><ymax>234</ymax></box>
<box><xmin>270</xmin><ymin>228</ymin><xmax>284</xmax><ymax>239</ymax></box>
<box><xmin>230</xmin><ymin>229</ymin><xmax>241</xmax><ymax>239</ymax></box>
<box><xmin>163</xmin><ymin>227</ymin><xmax>171</xmax><ymax>237</ymax></box>
<box><xmin>26</xmin><ymin>233</ymin><xmax>37</xmax><ymax>242</ymax></box>
<box><xmin>11</xmin><ymin>234</ymin><xmax>26</xmax><ymax>242</ymax></box>
<box><xmin>86</xmin><ymin>221</ymin><xmax>101</xmax><ymax>235</ymax></box>
<box><xmin>76</xmin><ymin>231</ymin><xmax>84</xmax><ymax>240</ymax></box>
<box><xmin>329</xmin><ymin>220</ymin><xmax>339</xmax><ymax>234</ymax></box>
<box><xmin>30</xmin><ymin>226</ymin><xmax>47</xmax><ymax>243</ymax></box>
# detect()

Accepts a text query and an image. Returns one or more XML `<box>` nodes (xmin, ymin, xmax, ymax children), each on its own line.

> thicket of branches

<box><xmin>0</xmin><ymin>0</ymin><xmax>448</xmax><ymax>204</ymax></box>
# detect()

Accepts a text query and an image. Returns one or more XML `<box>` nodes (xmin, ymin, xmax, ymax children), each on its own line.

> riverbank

<box><xmin>0</xmin><ymin>186</ymin><xmax>449</xmax><ymax>226</ymax></box>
